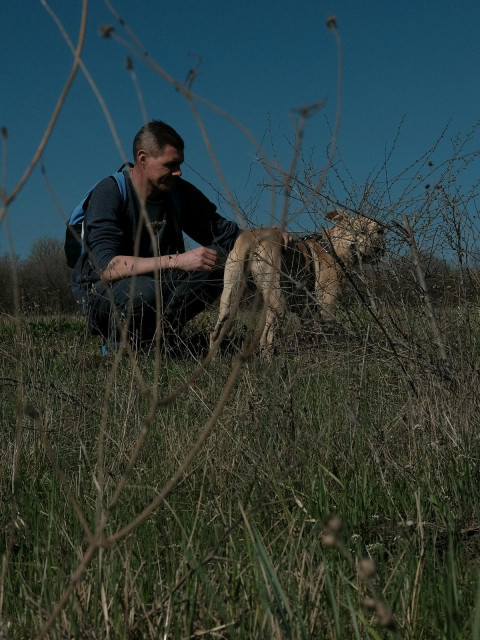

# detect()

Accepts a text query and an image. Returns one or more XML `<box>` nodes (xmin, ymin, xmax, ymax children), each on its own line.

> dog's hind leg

<box><xmin>209</xmin><ymin>244</ymin><xmax>249</xmax><ymax>351</ymax></box>
<box><xmin>250</xmin><ymin>239</ymin><xmax>286</xmax><ymax>359</ymax></box>
<box><xmin>260</xmin><ymin>296</ymin><xmax>286</xmax><ymax>359</ymax></box>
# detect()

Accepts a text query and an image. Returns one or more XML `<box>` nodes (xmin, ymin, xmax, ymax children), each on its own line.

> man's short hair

<box><xmin>133</xmin><ymin>120</ymin><xmax>185</xmax><ymax>158</ymax></box>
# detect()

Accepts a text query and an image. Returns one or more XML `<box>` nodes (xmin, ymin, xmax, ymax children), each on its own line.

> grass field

<box><xmin>1</xmin><ymin>308</ymin><xmax>480</xmax><ymax>639</ymax></box>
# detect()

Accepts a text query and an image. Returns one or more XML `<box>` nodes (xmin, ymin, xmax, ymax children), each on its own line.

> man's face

<box><xmin>143</xmin><ymin>144</ymin><xmax>184</xmax><ymax>193</ymax></box>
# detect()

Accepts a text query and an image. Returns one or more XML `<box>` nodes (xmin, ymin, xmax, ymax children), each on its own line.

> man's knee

<box><xmin>87</xmin><ymin>276</ymin><xmax>160</xmax><ymax>336</ymax></box>
<box><xmin>112</xmin><ymin>276</ymin><xmax>160</xmax><ymax>313</ymax></box>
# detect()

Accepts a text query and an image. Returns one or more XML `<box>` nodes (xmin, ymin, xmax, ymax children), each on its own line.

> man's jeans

<box><xmin>86</xmin><ymin>246</ymin><xmax>229</xmax><ymax>349</ymax></box>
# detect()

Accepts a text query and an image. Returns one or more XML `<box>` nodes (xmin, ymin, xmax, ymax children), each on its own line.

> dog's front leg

<box><xmin>255</xmin><ymin>255</ymin><xmax>285</xmax><ymax>359</ymax></box>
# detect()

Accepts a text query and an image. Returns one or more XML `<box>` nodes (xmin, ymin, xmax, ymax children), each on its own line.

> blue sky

<box><xmin>2</xmin><ymin>0</ymin><xmax>479</xmax><ymax>258</ymax></box>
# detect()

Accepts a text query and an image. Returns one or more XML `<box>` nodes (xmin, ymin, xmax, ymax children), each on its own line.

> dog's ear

<box><xmin>325</xmin><ymin>208</ymin><xmax>349</xmax><ymax>222</ymax></box>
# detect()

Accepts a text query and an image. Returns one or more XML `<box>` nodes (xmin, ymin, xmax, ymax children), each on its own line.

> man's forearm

<box><xmin>101</xmin><ymin>254</ymin><xmax>181</xmax><ymax>282</ymax></box>
<box><xmin>101</xmin><ymin>246</ymin><xmax>221</xmax><ymax>282</ymax></box>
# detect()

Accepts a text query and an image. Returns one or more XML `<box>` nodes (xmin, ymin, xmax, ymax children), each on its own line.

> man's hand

<box><xmin>175</xmin><ymin>247</ymin><xmax>220</xmax><ymax>272</ymax></box>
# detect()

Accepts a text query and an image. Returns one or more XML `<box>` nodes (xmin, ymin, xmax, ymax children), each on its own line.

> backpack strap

<box><xmin>112</xmin><ymin>171</ymin><xmax>127</xmax><ymax>201</ymax></box>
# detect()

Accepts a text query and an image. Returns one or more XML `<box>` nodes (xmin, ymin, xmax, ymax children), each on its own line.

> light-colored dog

<box><xmin>210</xmin><ymin>209</ymin><xmax>386</xmax><ymax>357</ymax></box>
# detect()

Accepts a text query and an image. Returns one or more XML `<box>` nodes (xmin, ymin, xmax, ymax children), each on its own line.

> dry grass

<box><xmin>1</xmin><ymin>305</ymin><xmax>480</xmax><ymax>638</ymax></box>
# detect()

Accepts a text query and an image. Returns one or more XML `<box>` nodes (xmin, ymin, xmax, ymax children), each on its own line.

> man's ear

<box><xmin>136</xmin><ymin>149</ymin><xmax>147</xmax><ymax>166</ymax></box>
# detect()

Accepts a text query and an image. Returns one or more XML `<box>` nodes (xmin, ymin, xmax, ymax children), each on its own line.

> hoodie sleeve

<box><xmin>83</xmin><ymin>176</ymin><xmax>128</xmax><ymax>275</ymax></box>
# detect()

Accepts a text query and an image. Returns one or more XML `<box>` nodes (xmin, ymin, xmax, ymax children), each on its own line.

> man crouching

<box><xmin>71</xmin><ymin>120</ymin><xmax>240</xmax><ymax>352</ymax></box>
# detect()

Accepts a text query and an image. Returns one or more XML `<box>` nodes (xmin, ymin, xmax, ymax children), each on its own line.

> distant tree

<box><xmin>0</xmin><ymin>253</ymin><xmax>20</xmax><ymax>315</ymax></box>
<box><xmin>20</xmin><ymin>237</ymin><xmax>75</xmax><ymax>314</ymax></box>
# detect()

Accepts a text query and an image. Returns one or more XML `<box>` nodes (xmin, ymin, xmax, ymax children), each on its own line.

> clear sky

<box><xmin>2</xmin><ymin>0</ymin><xmax>479</xmax><ymax>258</ymax></box>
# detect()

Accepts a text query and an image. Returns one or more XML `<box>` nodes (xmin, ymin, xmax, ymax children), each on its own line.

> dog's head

<box><xmin>324</xmin><ymin>209</ymin><xmax>386</xmax><ymax>265</ymax></box>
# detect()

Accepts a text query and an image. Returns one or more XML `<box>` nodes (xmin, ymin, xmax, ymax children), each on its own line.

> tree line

<box><xmin>0</xmin><ymin>237</ymin><xmax>76</xmax><ymax>315</ymax></box>
<box><xmin>0</xmin><ymin>235</ymin><xmax>477</xmax><ymax>317</ymax></box>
